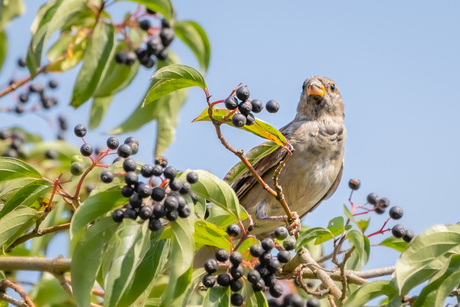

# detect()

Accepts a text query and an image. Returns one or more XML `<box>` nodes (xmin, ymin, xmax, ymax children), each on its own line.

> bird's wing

<box><xmin>228</xmin><ymin>123</ymin><xmax>292</xmax><ymax>199</ymax></box>
<box><xmin>301</xmin><ymin>162</ymin><xmax>344</xmax><ymax>218</ymax></box>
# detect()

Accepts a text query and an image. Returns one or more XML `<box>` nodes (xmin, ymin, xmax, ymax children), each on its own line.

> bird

<box><xmin>227</xmin><ymin>76</ymin><xmax>347</xmax><ymax>237</ymax></box>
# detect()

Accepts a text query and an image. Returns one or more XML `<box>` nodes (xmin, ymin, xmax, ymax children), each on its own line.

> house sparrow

<box><xmin>228</xmin><ymin>76</ymin><xmax>346</xmax><ymax>237</ymax></box>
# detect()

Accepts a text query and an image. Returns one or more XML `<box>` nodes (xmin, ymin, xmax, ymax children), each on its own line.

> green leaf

<box><xmin>344</xmin><ymin>280</ymin><xmax>398</xmax><ymax>307</ymax></box>
<box><xmin>71</xmin><ymin>22</ymin><xmax>115</xmax><ymax>108</ymax></box>
<box><xmin>355</xmin><ymin>218</ymin><xmax>370</xmax><ymax>233</ymax></box>
<box><xmin>175</xmin><ymin>20</ymin><xmax>210</xmax><ymax>73</ymax></box>
<box><xmin>0</xmin><ymin>0</ymin><xmax>24</xmax><ymax>30</ymax></box>
<box><xmin>105</xmin><ymin>220</ymin><xmax>151</xmax><ymax>307</ymax></box>
<box><xmin>314</xmin><ymin>216</ymin><xmax>348</xmax><ymax>244</ymax></box>
<box><xmin>174</xmin><ymin>268</ymin><xmax>206</xmax><ymax>306</ymax></box>
<box><xmin>188</xmin><ymin>170</ymin><xmax>242</xmax><ymax>220</ymax></box>
<box><xmin>206</xmin><ymin>205</ymin><xmax>240</xmax><ymax>231</ymax></box>
<box><xmin>160</xmin><ymin>208</ymin><xmax>195</xmax><ymax>305</ymax></box>
<box><xmin>244</xmin><ymin>283</ymin><xmax>268</xmax><ymax>307</ymax></box>
<box><xmin>343</xmin><ymin>204</ymin><xmax>354</xmax><ymax>221</ymax></box>
<box><xmin>27</xmin><ymin>0</ymin><xmax>85</xmax><ymax>76</ymax></box>
<box><xmin>143</xmin><ymin>64</ymin><xmax>206</xmax><ymax>106</ymax></box>
<box><xmin>203</xmin><ymin>286</ymin><xmax>231</xmax><ymax>307</ymax></box>
<box><xmin>193</xmin><ymin>108</ymin><xmax>288</xmax><ymax>147</ymax></box>
<box><xmin>93</xmin><ymin>43</ymin><xmax>140</xmax><ymax>98</ymax></box>
<box><xmin>71</xmin><ymin>217</ymin><xmax>119</xmax><ymax>307</ymax></box>
<box><xmin>0</xmin><ymin>30</ymin><xmax>6</xmax><ymax>72</ymax></box>
<box><xmin>225</xmin><ymin>141</ymin><xmax>278</xmax><ymax>185</ymax></box>
<box><xmin>0</xmin><ymin>179</ymin><xmax>52</xmax><ymax>219</ymax></box>
<box><xmin>117</xmin><ymin>232</ymin><xmax>169</xmax><ymax>307</ymax></box>
<box><xmin>379</xmin><ymin>236</ymin><xmax>408</xmax><ymax>252</ymax></box>
<box><xmin>0</xmin><ymin>206</ymin><xmax>39</xmax><ymax>249</ymax></box>
<box><xmin>70</xmin><ymin>186</ymin><xmax>127</xmax><ymax>239</ymax></box>
<box><xmin>46</xmin><ymin>30</ymin><xmax>88</xmax><ymax>72</ymax></box>
<box><xmin>194</xmin><ymin>220</ymin><xmax>230</xmax><ymax>249</ymax></box>
<box><xmin>89</xmin><ymin>95</ymin><xmax>114</xmax><ymax>129</ymax></box>
<box><xmin>0</xmin><ymin>157</ymin><xmax>41</xmax><ymax>182</ymax></box>
<box><xmin>0</xmin><ymin>178</ymin><xmax>37</xmax><ymax>204</ymax></box>
<box><xmin>296</xmin><ymin>227</ymin><xmax>331</xmax><ymax>249</ymax></box>
<box><xmin>395</xmin><ymin>223</ymin><xmax>460</xmax><ymax>295</ymax></box>
<box><xmin>413</xmin><ymin>255</ymin><xmax>460</xmax><ymax>307</ymax></box>
<box><xmin>346</xmin><ymin>230</ymin><xmax>370</xmax><ymax>270</ymax></box>
<box><xmin>117</xmin><ymin>0</ymin><xmax>174</xmax><ymax>20</ymax></box>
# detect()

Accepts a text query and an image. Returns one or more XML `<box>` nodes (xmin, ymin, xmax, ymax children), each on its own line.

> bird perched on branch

<box><xmin>228</xmin><ymin>76</ymin><xmax>347</xmax><ymax>237</ymax></box>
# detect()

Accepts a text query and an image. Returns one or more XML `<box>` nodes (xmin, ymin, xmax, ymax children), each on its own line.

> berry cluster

<box><xmin>348</xmin><ymin>179</ymin><xmax>416</xmax><ymax>242</ymax></box>
<box><xmin>109</xmin><ymin>157</ymin><xmax>198</xmax><ymax>232</ymax></box>
<box><xmin>0</xmin><ymin>129</ymin><xmax>26</xmax><ymax>158</ymax></box>
<box><xmin>114</xmin><ymin>10</ymin><xmax>173</xmax><ymax>68</ymax></box>
<box><xmin>70</xmin><ymin>124</ymin><xmax>199</xmax><ymax>231</ymax></box>
<box><xmin>201</xmin><ymin>225</ymin><xmax>297</xmax><ymax>306</ymax></box>
<box><xmin>11</xmin><ymin>59</ymin><xmax>60</xmax><ymax>114</ymax></box>
<box><xmin>225</xmin><ymin>86</ymin><xmax>280</xmax><ymax>128</ymax></box>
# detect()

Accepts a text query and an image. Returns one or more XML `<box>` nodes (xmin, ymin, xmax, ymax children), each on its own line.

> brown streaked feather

<box><xmin>300</xmin><ymin>162</ymin><xmax>344</xmax><ymax>218</ymax></box>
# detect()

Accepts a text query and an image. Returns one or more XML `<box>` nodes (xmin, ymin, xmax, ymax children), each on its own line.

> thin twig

<box><xmin>204</xmin><ymin>89</ymin><xmax>296</xmax><ymax>227</ymax></box>
<box><xmin>0</xmin><ymin>280</ymin><xmax>35</xmax><ymax>307</ymax></box>
<box><xmin>0</xmin><ymin>291</ymin><xmax>28</xmax><ymax>307</ymax></box>
<box><xmin>9</xmin><ymin>223</ymin><xmax>70</xmax><ymax>249</ymax></box>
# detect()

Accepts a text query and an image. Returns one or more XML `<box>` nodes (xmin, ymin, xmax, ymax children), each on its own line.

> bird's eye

<box><xmin>331</xmin><ymin>84</ymin><xmax>336</xmax><ymax>90</ymax></box>
<box><xmin>302</xmin><ymin>83</ymin><xmax>306</xmax><ymax>91</ymax></box>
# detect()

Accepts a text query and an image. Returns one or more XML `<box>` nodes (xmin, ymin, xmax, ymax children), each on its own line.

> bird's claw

<box><xmin>286</xmin><ymin>212</ymin><xmax>301</xmax><ymax>236</ymax></box>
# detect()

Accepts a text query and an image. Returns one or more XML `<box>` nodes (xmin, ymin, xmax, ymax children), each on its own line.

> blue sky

<box><xmin>1</xmin><ymin>0</ymin><xmax>460</xmax><ymax>299</ymax></box>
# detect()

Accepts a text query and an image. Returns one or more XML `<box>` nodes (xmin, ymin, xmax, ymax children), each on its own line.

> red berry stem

<box><xmin>367</xmin><ymin>218</ymin><xmax>391</xmax><ymax>238</ymax></box>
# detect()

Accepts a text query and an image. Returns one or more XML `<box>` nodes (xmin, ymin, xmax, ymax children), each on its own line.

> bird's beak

<box><xmin>306</xmin><ymin>81</ymin><xmax>326</xmax><ymax>97</ymax></box>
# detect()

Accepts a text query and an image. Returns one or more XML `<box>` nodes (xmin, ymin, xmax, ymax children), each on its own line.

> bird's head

<box><xmin>296</xmin><ymin>76</ymin><xmax>344</xmax><ymax>120</ymax></box>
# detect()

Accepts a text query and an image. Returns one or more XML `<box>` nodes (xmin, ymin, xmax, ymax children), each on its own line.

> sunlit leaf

<box><xmin>346</xmin><ymin>230</ymin><xmax>370</xmax><ymax>270</ymax></box>
<box><xmin>0</xmin><ymin>206</ymin><xmax>40</xmax><ymax>249</ymax></box>
<box><xmin>413</xmin><ymin>255</ymin><xmax>460</xmax><ymax>307</ymax></box>
<box><xmin>193</xmin><ymin>108</ymin><xmax>288</xmax><ymax>147</ymax></box>
<box><xmin>104</xmin><ymin>220</ymin><xmax>151</xmax><ymax>307</ymax></box>
<box><xmin>0</xmin><ymin>179</ymin><xmax>52</xmax><ymax>219</ymax></box>
<box><xmin>143</xmin><ymin>64</ymin><xmax>206</xmax><ymax>106</ymax></box>
<box><xmin>344</xmin><ymin>280</ymin><xmax>398</xmax><ymax>307</ymax></box>
<box><xmin>161</xmin><ymin>208</ymin><xmax>195</xmax><ymax>305</ymax></box>
<box><xmin>0</xmin><ymin>0</ymin><xmax>24</xmax><ymax>30</ymax></box>
<box><xmin>0</xmin><ymin>157</ymin><xmax>42</xmax><ymax>182</ymax></box>
<box><xmin>71</xmin><ymin>22</ymin><xmax>115</xmax><ymax>108</ymax></box>
<box><xmin>296</xmin><ymin>227</ymin><xmax>331</xmax><ymax>249</ymax></box>
<box><xmin>27</xmin><ymin>0</ymin><xmax>85</xmax><ymax>76</ymax></box>
<box><xmin>175</xmin><ymin>20</ymin><xmax>210</xmax><ymax>73</ymax></box>
<box><xmin>203</xmin><ymin>286</ymin><xmax>231</xmax><ymax>307</ymax></box>
<box><xmin>194</xmin><ymin>220</ymin><xmax>230</xmax><ymax>250</ymax></box>
<box><xmin>70</xmin><ymin>186</ymin><xmax>127</xmax><ymax>239</ymax></box>
<box><xmin>187</xmin><ymin>170</ymin><xmax>241</xmax><ymax>220</ymax></box>
<box><xmin>46</xmin><ymin>30</ymin><xmax>88</xmax><ymax>72</ymax></box>
<box><xmin>93</xmin><ymin>42</ymin><xmax>140</xmax><ymax>98</ymax></box>
<box><xmin>89</xmin><ymin>95</ymin><xmax>114</xmax><ymax>129</ymax></box>
<box><xmin>117</xmin><ymin>232</ymin><xmax>169</xmax><ymax>307</ymax></box>
<box><xmin>395</xmin><ymin>223</ymin><xmax>460</xmax><ymax>295</ymax></box>
<box><xmin>379</xmin><ymin>236</ymin><xmax>408</xmax><ymax>252</ymax></box>
<box><xmin>71</xmin><ymin>217</ymin><xmax>119</xmax><ymax>307</ymax></box>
